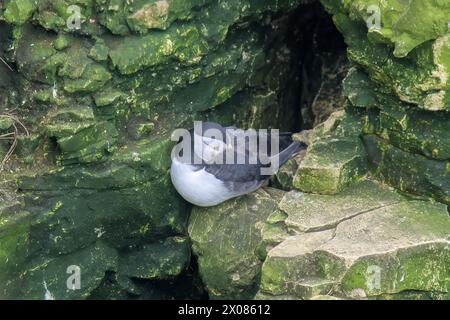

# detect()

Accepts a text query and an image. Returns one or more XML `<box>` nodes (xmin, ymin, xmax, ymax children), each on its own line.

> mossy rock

<box><xmin>293</xmin><ymin>111</ymin><xmax>368</xmax><ymax>194</ymax></box>
<box><xmin>323</xmin><ymin>0</ymin><xmax>450</xmax><ymax>111</ymax></box>
<box><xmin>363</xmin><ymin>135</ymin><xmax>450</xmax><ymax>204</ymax></box>
<box><xmin>260</xmin><ymin>180</ymin><xmax>450</xmax><ymax>299</ymax></box>
<box><xmin>189</xmin><ymin>188</ymin><xmax>284</xmax><ymax>299</ymax></box>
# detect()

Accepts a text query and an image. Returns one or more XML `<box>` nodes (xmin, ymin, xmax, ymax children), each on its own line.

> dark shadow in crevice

<box><xmin>291</xmin><ymin>2</ymin><xmax>348</xmax><ymax>129</ymax></box>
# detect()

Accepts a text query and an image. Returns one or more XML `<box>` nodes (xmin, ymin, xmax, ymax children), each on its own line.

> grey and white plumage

<box><xmin>170</xmin><ymin>122</ymin><xmax>306</xmax><ymax>207</ymax></box>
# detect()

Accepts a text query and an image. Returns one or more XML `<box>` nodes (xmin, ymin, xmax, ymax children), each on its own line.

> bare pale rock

<box><xmin>260</xmin><ymin>181</ymin><xmax>450</xmax><ymax>299</ymax></box>
<box><xmin>280</xmin><ymin>180</ymin><xmax>402</xmax><ymax>232</ymax></box>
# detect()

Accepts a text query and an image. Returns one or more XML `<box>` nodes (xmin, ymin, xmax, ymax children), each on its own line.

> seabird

<box><xmin>170</xmin><ymin>122</ymin><xmax>306</xmax><ymax>207</ymax></box>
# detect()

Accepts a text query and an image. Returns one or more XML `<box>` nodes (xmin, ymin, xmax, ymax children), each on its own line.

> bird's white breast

<box><xmin>170</xmin><ymin>159</ymin><xmax>232</xmax><ymax>207</ymax></box>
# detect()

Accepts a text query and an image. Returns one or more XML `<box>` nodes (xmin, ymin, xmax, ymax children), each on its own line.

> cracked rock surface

<box><xmin>190</xmin><ymin>180</ymin><xmax>450</xmax><ymax>300</ymax></box>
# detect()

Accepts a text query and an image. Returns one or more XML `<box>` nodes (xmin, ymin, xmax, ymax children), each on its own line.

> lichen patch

<box><xmin>131</xmin><ymin>0</ymin><xmax>170</xmax><ymax>30</ymax></box>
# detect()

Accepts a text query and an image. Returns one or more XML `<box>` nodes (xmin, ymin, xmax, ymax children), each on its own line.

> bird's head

<box><xmin>173</xmin><ymin>121</ymin><xmax>227</xmax><ymax>165</ymax></box>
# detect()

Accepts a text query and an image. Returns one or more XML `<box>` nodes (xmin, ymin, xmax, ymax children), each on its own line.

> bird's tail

<box><xmin>275</xmin><ymin>141</ymin><xmax>307</xmax><ymax>168</ymax></box>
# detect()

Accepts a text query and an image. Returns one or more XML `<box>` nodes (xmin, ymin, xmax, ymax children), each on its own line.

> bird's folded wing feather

<box><xmin>202</xmin><ymin>130</ymin><xmax>270</xmax><ymax>183</ymax></box>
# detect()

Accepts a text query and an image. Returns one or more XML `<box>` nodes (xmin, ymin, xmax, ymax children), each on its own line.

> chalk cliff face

<box><xmin>0</xmin><ymin>0</ymin><xmax>448</xmax><ymax>300</ymax></box>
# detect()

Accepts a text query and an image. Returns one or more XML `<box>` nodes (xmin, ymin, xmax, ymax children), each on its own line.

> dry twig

<box><xmin>0</xmin><ymin>114</ymin><xmax>30</xmax><ymax>168</ymax></box>
<box><xmin>0</xmin><ymin>56</ymin><xmax>14</xmax><ymax>72</ymax></box>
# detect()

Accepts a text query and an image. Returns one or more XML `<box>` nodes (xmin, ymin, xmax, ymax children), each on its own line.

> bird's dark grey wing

<box><xmin>200</xmin><ymin>130</ymin><xmax>300</xmax><ymax>182</ymax></box>
<box><xmin>186</xmin><ymin>126</ymin><xmax>305</xmax><ymax>183</ymax></box>
<box><xmin>203</xmin><ymin>163</ymin><xmax>269</xmax><ymax>183</ymax></box>
<box><xmin>226</xmin><ymin>129</ymin><xmax>295</xmax><ymax>158</ymax></box>
<box><xmin>201</xmin><ymin>129</ymin><xmax>268</xmax><ymax>182</ymax></box>
<box><xmin>202</xmin><ymin>163</ymin><xmax>267</xmax><ymax>196</ymax></box>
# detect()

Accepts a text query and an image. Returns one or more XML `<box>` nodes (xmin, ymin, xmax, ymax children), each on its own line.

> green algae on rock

<box><xmin>363</xmin><ymin>135</ymin><xmax>450</xmax><ymax>205</ymax></box>
<box><xmin>1</xmin><ymin>0</ymin><xmax>325</xmax><ymax>300</ymax></box>
<box><xmin>1</xmin><ymin>0</ymin><xmax>450</xmax><ymax>300</ymax></box>
<box><xmin>261</xmin><ymin>196</ymin><xmax>449</xmax><ymax>299</ymax></box>
<box><xmin>293</xmin><ymin>111</ymin><xmax>368</xmax><ymax>194</ymax></box>
<box><xmin>343</xmin><ymin>68</ymin><xmax>450</xmax><ymax>161</ymax></box>
<box><xmin>321</xmin><ymin>0</ymin><xmax>450</xmax><ymax>58</ymax></box>
<box><xmin>293</xmin><ymin>137</ymin><xmax>367</xmax><ymax>194</ymax></box>
<box><xmin>322</xmin><ymin>0</ymin><xmax>450</xmax><ymax>112</ymax></box>
<box><xmin>3</xmin><ymin>0</ymin><xmax>37</xmax><ymax>25</ymax></box>
<box><xmin>190</xmin><ymin>180</ymin><xmax>450</xmax><ymax>300</ymax></box>
<box><xmin>325</xmin><ymin>0</ymin><xmax>450</xmax><ymax>208</ymax></box>
<box><xmin>280</xmin><ymin>180</ymin><xmax>403</xmax><ymax>233</ymax></box>
<box><xmin>189</xmin><ymin>188</ymin><xmax>285</xmax><ymax>300</ymax></box>
<box><xmin>118</xmin><ymin>237</ymin><xmax>190</xmax><ymax>280</ymax></box>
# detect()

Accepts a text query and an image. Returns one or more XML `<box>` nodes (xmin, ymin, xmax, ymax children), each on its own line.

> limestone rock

<box><xmin>1</xmin><ymin>0</ymin><xmax>319</xmax><ymax>299</ymax></box>
<box><xmin>326</xmin><ymin>0</ymin><xmax>450</xmax><ymax>211</ymax></box>
<box><xmin>118</xmin><ymin>237</ymin><xmax>190</xmax><ymax>280</ymax></box>
<box><xmin>191</xmin><ymin>180</ymin><xmax>450</xmax><ymax>300</ymax></box>
<box><xmin>260</xmin><ymin>180</ymin><xmax>450</xmax><ymax>299</ymax></box>
<box><xmin>280</xmin><ymin>180</ymin><xmax>402</xmax><ymax>233</ymax></box>
<box><xmin>293</xmin><ymin>111</ymin><xmax>368</xmax><ymax>194</ymax></box>
<box><xmin>271</xmin><ymin>156</ymin><xmax>301</xmax><ymax>191</ymax></box>
<box><xmin>189</xmin><ymin>188</ymin><xmax>284</xmax><ymax>299</ymax></box>
<box><xmin>343</xmin><ymin>68</ymin><xmax>450</xmax><ymax>161</ymax></box>
<box><xmin>363</xmin><ymin>135</ymin><xmax>450</xmax><ymax>205</ymax></box>
<box><xmin>323</xmin><ymin>0</ymin><xmax>450</xmax><ymax>111</ymax></box>
<box><xmin>1</xmin><ymin>0</ymin><xmax>449</xmax><ymax>301</ymax></box>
